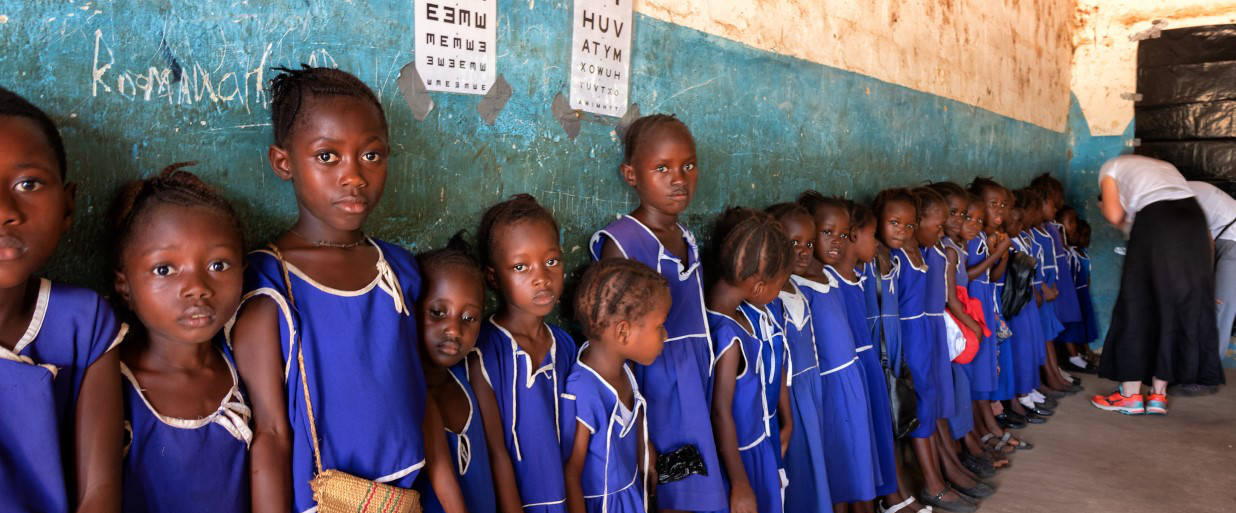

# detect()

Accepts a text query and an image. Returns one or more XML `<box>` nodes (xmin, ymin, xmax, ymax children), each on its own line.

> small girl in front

<box><xmin>707</xmin><ymin>208</ymin><xmax>793</xmax><ymax>513</ymax></box>
<box><xmin>562</xmin><ymin>259</ymin><xmax>669</xmax><ymax>513</ymax></box>
<box><xmin>110</xmin><ymin>164</ymin><xmax>251</xmax><ymax>512</ymax></box>
<box><xmin>228</xmin><ymin>66</ymin><xmax>464</xmax><ymax>512</ymax></box>
<box><xmin>417</xmin><ymin>232</ymin><xmax>497</xmax><ymax>513</ymax></box>
<box><xmin>471</xmin><ymin>194</ymin><xmax>577</xmax><ymax>513</ymax></box>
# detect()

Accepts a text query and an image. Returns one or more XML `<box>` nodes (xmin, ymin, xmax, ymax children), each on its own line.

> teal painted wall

<box><xmin>0</xmin><ymin>1</ymin><xmax>1067</xmax><ymax>298</ymax></box>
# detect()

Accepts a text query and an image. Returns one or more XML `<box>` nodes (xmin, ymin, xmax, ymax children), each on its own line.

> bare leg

<box><xmin>934</xmin><ymin>422</ymin><xmax>977</xmax><ymax>486</ymax></box>
<box><xmin>912</xmin><ymin>436</ymin><xmax>964</xmax><ymax>502</ymax></box>
<box><xmin>852</xmin><ymin>501</ymin><xmax>874</xmax><ymax>513</ymax></box>
<box><xmin>1042</xmin><ymin>342</ymin><xmax>1071</xmax><ymax>389</ymax></box>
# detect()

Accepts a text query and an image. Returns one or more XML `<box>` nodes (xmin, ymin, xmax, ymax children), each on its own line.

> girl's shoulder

<box><xmin>13</xmin><ymin>279</ymin><xmax>125</xmax><ymax>367</ymax></box>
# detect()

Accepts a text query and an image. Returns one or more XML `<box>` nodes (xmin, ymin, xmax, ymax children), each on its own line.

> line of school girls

<box><xmin>0</xmin><ymin>64</ymin><xmax>1099</xmax><ymax>513</ymax></box>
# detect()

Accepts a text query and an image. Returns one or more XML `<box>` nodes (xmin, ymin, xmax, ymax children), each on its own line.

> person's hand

<box><xmin>729</xmin><ymin>482</ymin><xmax>759</xmax><ymax>513</ymax></box>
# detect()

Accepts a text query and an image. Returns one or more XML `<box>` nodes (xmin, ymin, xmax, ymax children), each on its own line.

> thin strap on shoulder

<box><xmin>268</xmin><ymin>244</ymin><xmax>325</xmax><ymax>476</ymax></box>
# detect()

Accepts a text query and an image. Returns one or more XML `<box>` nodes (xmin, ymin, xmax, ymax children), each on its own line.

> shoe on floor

<box><xmin>1091</xmin><ymin>390</ymin><xmax>1145</xmax><ymax>415</ymax></box>
<box><xmin>1167</xmin><ymin>383</ymin><xmax>1218</xmax><ymax>397</ymax></box>
<box><xmin>920</xmin><ymin>487</ymin><xmax>977</xmax><ymax>513</ymax></box>
<box><xmin>1146</xmin><ymin>393</ymin><xmax>1168</xmax><ymax>415</ymax></box>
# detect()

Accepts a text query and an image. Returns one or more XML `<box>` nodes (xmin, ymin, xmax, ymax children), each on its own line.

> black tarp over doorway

<box><xmin>1135</xmin><ymin>24</ymin><xmax>1236</xmax><ymax>194</ymax></box>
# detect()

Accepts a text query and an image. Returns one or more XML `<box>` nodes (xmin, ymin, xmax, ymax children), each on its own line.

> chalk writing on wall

<box><xmin>415</xmin><ymin>0</ymin><xmax>496</xmax><ymax>94</ymax></box>
<box><xmin>569</xmin><ymin>0</ymin><xmax>631</xmax><ymax>116</ymax></box>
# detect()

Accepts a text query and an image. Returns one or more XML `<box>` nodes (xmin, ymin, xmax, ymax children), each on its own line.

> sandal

<box><xmin>879</xmin><ymin>496</ymin><xmax>933</xmax><ymax>513</ymax></box>
<box><xmin>920</xmin><ymin>487</ymin><xmax>977</xmax><ymax>513</ymax></box>
<box><xmin>981</xmin><ymin>432</ymin><xmax>1014</xmax><ymax>454</ymax></box>
<box><xmin>1002</xmin><ymin>432</ymin><xmax>1034</xmax><ymax>451</ymax></box>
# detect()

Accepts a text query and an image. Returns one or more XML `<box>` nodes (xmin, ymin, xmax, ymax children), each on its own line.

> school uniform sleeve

<box><xmin>82</xmin><ymin>288</ymin><xmax>126</xmax><ymax>365</ymax></box>
<box><xmin>472</xmin><ymin>323</ymin><xmax>511</xmax><ymax>412</ymax></box>
<box><xmin>559</xmin><ymin>370</ymin><xmax>607</xmax><ymax>462</ymax></box>
<box><xmin>224</xmin><ymin>250</ymin><xmax>298</xmax><ymax>378</ymax></box>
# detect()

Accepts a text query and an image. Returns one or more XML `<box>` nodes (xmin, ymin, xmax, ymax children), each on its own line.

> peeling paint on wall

<box><xmin>637</xmin><ymin>0</ymin><xmax>1076</xmax><ymax>132</ymax></box>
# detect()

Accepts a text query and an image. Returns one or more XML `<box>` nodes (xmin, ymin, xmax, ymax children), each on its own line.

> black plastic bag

<box><xmin>1001</xmin><ymin>252</ymin><xmax>1037</xmax><ymax>318</ymax></box>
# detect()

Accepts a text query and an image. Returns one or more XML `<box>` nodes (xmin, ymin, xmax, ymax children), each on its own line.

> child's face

<box><xmin>1059</xmin><ymin>210</ymin><xmax>1078</xmax><ymax>240</ymax></box>
<box><xmin>488</xmin><ymin>218</ymin><xmax>564</xmax><ymax>318</ymax></box>
<box><xmin>942</xmin><ymin>194</ymin><xmax>966</xmax><ymax>241</ymax></box>
<box><xmin>1005</xmin><ymin>207</ymin><xmax>1024</xmax><ymax>234</ymax></box>
<box><xmin>1040</xmin><ymin>196</ymin><xmax>1058</xmax><ymax>221</ymax></box>
<box><xmin>418</xmin><ymin>265</ymin><xmax>484</xmax><ymax>368</ymax></box>
<box><xmin>961</xmin><ymin>202</ymin><xmax>984</xmax><ymax>241</ymax></box>
<box><xmin>623</xmin><ymin>290</ymin><xmax>670</xmax><ymax>366</ymax></box>
<box><xmin>851</xmin><ymin>222</ymin><xmax>878</xmax><ymax>264</ymax></box>
<box><xmin>115</xmin><ymin>204</ymin><xmax>244</xmax><ymax>346</ymax></box>
<box><xmin>878</xmin><ymin>199</ymin><xmax>915</xmax><ymax>250</ymax></box>
<box><xmin>814</xmin><ymin>205</ymin><xmax>851</xmax><ymax>266</ymax></box>
<box><xmin>268</xmin><ymin>96</ymin><xmax>389</xmax><ymax>233</ymax></box>
<box><xmin>780</xmin><ymin>213</ymin><xmax>817</xmax><ymax>276</ymax></box>
<box><xmin>915</xmin><ymin>204</ymin><xmax>946</xmax><ymax>247</ymax></box>
<box><xmin>980</xmin><ymin>187</ymin><xmax>1005</xmax><ymax>231</ymax></box>
<box><xmin>0</xmin><ymin>116</ymin><xmax>74</xmax><ymax>290</ymax></box>
<box><xmin>620</xmin><ymin>127</ymin><xmax>698</xmax><ymax>217</ymax></box>
<box><xmin>1023</xmin><ymin>201</ymin><xmax>1042</xmax><ymax>227</ymax></box>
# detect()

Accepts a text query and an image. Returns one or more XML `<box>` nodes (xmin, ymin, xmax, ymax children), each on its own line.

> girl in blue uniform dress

<box><xmin>590</xmin><ymin>114</ymin><xmax>726</xmax><ymax>512</ymax></box>
<box><xmin>1004</xmin><ymin>205</ymin><xmax>1047</xmax><ymax>403</ymax></box>
<box><xmin>1030</xmin><ymin>174</ymin><xmax>1083</xmax><ymax>330</ymax></box>
<box><xmin>416</xmin><ymin>234</ymin><xmax>496</xmax><ymax>513</ymax></box>
<box><xmin>109</xmin><ymin>164</ymin><xmax>251</xmax><ymax>513</ymax></box>
<box><xmin>472</xmin><ymin>194</ymin><xmax>577</xmax><ymax>513</ymax></box>
<box><xmin>930</xmin><ymin>184</ymin><xmax>979</xmax><ymax>443</ymax></box>
<box><xmin>707</xmin><ymin>209</ymin><xmax>793</xmax><ymax>513</ymax></box>
<box><xmin>823</xmin><ymin>200</ymin><xmax>900</xmax><ymax>502</ymax></box>
<box><xmin>792</xmin><ymin>196</ymin><xmax>881</xmax><ymax>508</ymax></box>
<box><xmin>765</xmin><ymin>203</ymin><xmax>832</xmax><ymax>511</ymax></box>
<box><xmin>1065</xmin><ymin>222</ymin><xmax>1099</xmax><ymax>347</ymax></box>
<box><xmin>229</xmin><ymin>67</ymin><xmax>464</xmax><ymax>513</ymax></box>
<box><xmin>0</xmin><ymin>88</ymin><xmax>125</xmax><ymax>513</ymax></box>
<box><xmin>562</xmin><ymin>259</ymin><xmax>670</xmax><ymax>513</ymax></box>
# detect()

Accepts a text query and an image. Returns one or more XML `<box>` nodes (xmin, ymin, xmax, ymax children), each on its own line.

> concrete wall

<box><xmin>0</xmin><ymin>1</ymin><xmax>1071</xmax><ymax>303</ymax></box>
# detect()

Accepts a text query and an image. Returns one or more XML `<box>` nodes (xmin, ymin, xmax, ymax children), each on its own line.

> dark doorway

<box><xmin>1135</xmin><ymin>24</ymin><xmax>1236</xmax><ymax>195</ymax></box>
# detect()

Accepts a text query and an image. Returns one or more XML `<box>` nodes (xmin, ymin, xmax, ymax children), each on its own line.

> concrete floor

<box><xmin>977</xmin><ymin>369</ymin><xmax>1236</xmax><ymax>513</ymax></box>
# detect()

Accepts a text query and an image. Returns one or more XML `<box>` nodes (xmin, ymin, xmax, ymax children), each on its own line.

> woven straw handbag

<box><xmin>271</xmin><ymin>244</ymin><xmax>422</xmax><ymax>513</ymax></box>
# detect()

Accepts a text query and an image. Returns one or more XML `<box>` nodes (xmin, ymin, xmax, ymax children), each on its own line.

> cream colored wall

<box><xmin>636</xmin><ymin>0</ymin><xmax>1076</xmax><ymax>132</ymax></box>
<box><xmin>1071</xmin><ymin>0</ymin><xmax>1236</xmax><ymax>136</ymax></box>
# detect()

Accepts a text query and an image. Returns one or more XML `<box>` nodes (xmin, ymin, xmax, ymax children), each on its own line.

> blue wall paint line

<box><xmin>0</xmin><ymin>1</ymin><xmax>1065</xmax><ymax>297</ymax></box>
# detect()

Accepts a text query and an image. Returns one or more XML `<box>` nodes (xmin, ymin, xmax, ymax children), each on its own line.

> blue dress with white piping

<box><xmin>0</xmin><ymin>280</ymin><xmax>125</xmax><ymax>513</ymax></box>
<box><xmin>424</xmin><ymin>359</ymin><xmax>497</xmax><ymax>513</ymax></box>
<box><xmin>233</xmin><ymin>240</ymin><xmax>428</xmax><ymax>513</ymax></box>
<box><xmin>893</xmin><ymin>248</ymin><xmax>947</xmax><ymax>438</ymax></box>
<box><xmin>868</xmin><ymin>261</ymin><xmax>904</xmax><ymax>373</ymax></box>
<box><xmin>709</xmin><ymin>308</ymin><xmax>784</xmax><ymax>513</ymax></box>
<box><xmin>939</xmin><ymin>238</ymin><xmax>975</xmax><ymax>440</ymax></box>
<box><xmin>1060</xmin><ymin>248</ymin><xmax>1098</xmax><ymax>344</ymax></box>
<box><xmin>475</xmin><ymin>318</ymin><xmax>576</xmax><ymax>512</ymax></box>
<box><xmin>1008</xmin><ymin>234</ymin><xmax>1046</xmax><ymax>395</ymax></box>
<box><xmin>589</xmin><ymin>215</ymin><xmax>726</xmax><ymax>511</ymax></box>
<box><xmin>1046</xmin><ymin>222</ymin><xmax>1082</xmax><ymax>325</ymax></box>
<box><xmin>767</xmin><ymin>284</ymin><xmax>832</xmax><ymax>510</ymax></box>
<box><xmin>560</xmin><ymin>355</ymin><xmax>649</xmax><ymax>513</ymax></box>
<box><xmin>120</xmin><ymin>345</ymin><xmax>251</xmax><ymax>513</ymax></box>
<box><xmin>922</xmin><ymin>245</ymin><xmax>959</xmax><ymax>420</ymax></box>
<box><xmin>824</xmin><ymin>265</ymin><xmax>897</xmax><ymax>496</ymax></box>
<box><xmin>792</xmin><ymin>273</ymin><xmax>880</xmax><ymax>503</ymax></box>
<box><xmin>964</xmin><ymin>234</ymin><xmax>1001</xmax><ymax>399</ymax></box>
<box><xmin>1030</xmin><ymin>227</ymin><xmax>1066</xmax><ymax>342</ymax></box>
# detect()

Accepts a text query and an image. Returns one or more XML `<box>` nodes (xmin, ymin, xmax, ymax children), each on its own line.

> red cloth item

<box><xmin>950</xmin><ymin>285</ymin><xmax>990</xmax><ymax>364</ymax></box>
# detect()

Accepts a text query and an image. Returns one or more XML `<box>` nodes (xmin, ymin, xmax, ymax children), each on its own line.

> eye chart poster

<box><xmin>569</xmin><ymin>0</ymin><xmax>632</xmax><ymax>116</ymax></box>
<box><xmin>415</xmin><ymin>1</ymin><xmax>497</xmax><ymax>94</ymax></box>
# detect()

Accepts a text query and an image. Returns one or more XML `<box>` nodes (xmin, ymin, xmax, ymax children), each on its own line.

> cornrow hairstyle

<box><xmin>476</xmin><ymin>193</ymin><xmax>559</xmax><ymax>268</ymax></box>
<box><xmin>1014</xmin><ymin>187</ymin><xmax>1042</xmax><ymax>210</ymax></box>
<box><xmin>268</xmin><ymin>65</ymin><xmax>386</xmax><ymax>147</ymax></box>
<box><xmin>765</xmin><ymin>202</ymin><xmax>811</xmax><ymax>223</ymax></box>
<box><xmin>872</xmin><ymin>188</ymin><xmax>917</xmax><ymax>223</ymax></box>
<box><xmin>622</xmin><ymin>113</ymin><xmax>693</xmax><ymax>164</ymax></box>
<box><xmin>0</xmin><ymin>86</ymin><xmax>67</xmax><ymax>178</ymax></box>
<box><xmin>1030</xmin><ymin>172</ymin><xmax>1064</xmax><ymax>198</ymax></box>
<box><xmin>848</xmin><ymin>200</ymin><xmax>874</xmax><ymax>230</ymax></box>
<box><xmin>417</xmin><ymin>230</ymin><xmax>483</xmax><ymax>285</ymax></box>
<box><xmin>108</xmin><ymin>162</ymin><xmax>244</xmax><ymax>268</ymax></box>
<box><xmin>909</xmin><ymin>186</ymin><xmax>947</xmax><ymax>221</ymax></box>
<box><xmin>928</xmin><ymin>181</ymin><xmax>969</xmax><ymax>203</ymax></box>
<box><xmin>968</xmin><ymin>177</ymin><xmax>1005</xmax><ymax>198</ymax></box>
<box><xmin>573</xmin><ymin>259</ymin><xmax>669</xmax><ymax>341</ymax></box>
<box><xmin>796</xmin><ymin>190</ymin><xmax>849</xmax><ymax>218</ymax></box>
<box><xmin>712</xmin><ymin>207</ymin><xmax>792</xmax><ymax>285</ymax></box>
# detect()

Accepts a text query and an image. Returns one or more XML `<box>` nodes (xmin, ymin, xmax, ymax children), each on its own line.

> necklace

<box><xmin>290</xmin><ymin>229</ymin><xmax>367</xmax><ymax>249</ymax></box>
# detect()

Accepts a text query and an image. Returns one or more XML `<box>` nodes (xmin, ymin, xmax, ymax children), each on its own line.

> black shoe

<box><xmin>1035</xmin><ymin>396</ymin><xmax>1059</xmax><ymax>409</ymax></box>
<box><xmin>960</xmin><ymin>452</ymin><xmax>996</xmax><ymax>478</ymax></box>
<box><xmin>995</xmin><ymin>413</ymin><xmax>1026</xmax><ymax>430</ymax></box>
<box><xmin>1022</xmin><ymin>411</ymin><xmax>1047</xmax><ymax>424</ymax></box>
<box><xmin>1026</xmin><ymin>405</ymin><xmax>1054</xmax><ymax>417</ymax></box>
<box><xmin>1063</xmin><ymin>361</ymin><xmax>1097</xmax><ymax>375</ymax></box>
<box><xmin>953</xmin><ymin>479</ymin><xmax>997</xmax><ymax>499</ymax></box>
<box><xmin>1040</xmin><ymin>388</ymin><xmax>1066</xmax><ymax>399</ymax></box>
<box><xmin>920</xmin><ymin>488</ymin><xmax>978</xmax><ymax>513</ymax></box>
<box><xmin>1168</xmin><ymin>383</ymin><xmax>1219</xmax><ymax>397</ymax></box>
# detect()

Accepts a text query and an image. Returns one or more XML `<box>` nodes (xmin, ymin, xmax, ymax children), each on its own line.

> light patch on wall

<box><xmin>1071</xmin><ymin>0</ymin><xmax>1236</xmax><ymax>136</ymax></box>
<box><xmin>636</xmin><ymin>0</ymin><xmax>1074</xmax><ymax>132</ymax></box>
<box><xmin>0</xmin><ymin>14</ymin><xmax>8</xmax><ymax>23</ymax></box>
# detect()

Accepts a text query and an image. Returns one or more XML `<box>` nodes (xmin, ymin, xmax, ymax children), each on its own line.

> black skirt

<box><xmin>1098</xmin><ymin>198</ymin><xmax>1225</xmax><ymax>386</ymax></box>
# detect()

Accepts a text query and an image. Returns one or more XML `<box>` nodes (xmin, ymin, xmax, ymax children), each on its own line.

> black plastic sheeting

<box><xmin>1135</xmin><ymin>24</ymin><xmax>1236</xmax><ymax>185</ymax></box>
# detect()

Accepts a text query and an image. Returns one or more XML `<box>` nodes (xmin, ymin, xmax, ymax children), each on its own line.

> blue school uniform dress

<box><xmin>939</xmin><ymin>238</ymin><xmax>975</xmax><ymax>440</ymax></box>
<box><xmin>792</xmin><ymin>273</ymin><xmax>880</xmax><ymax>503</ymax></box>
<box><xmin>990</xmin><ymin>271</ymin><xmax>1017</xmax><ymax>402</ymax></box>
<box><xmin>709</xmin><ymin>308</ymin><xmax>784</xmax><ymax>513</ymax></box>
<box><xmin>0</xmin><ymin>280</ymin><xmax>125</xmax><ymax>513</ymax></box>
<box><xmin>1030</xmin><ymin>227</ymin><xmax>1066</xmax><ymax>343</ymax></box>
<box><xmin>475</xmin><ymin>319</ymin><xmax>577</xmax><ymax>513</ymax></box>
<box><xmin>1046</xmin><ymin>222</ymin><xmax>1082</xmax><ymax>325</ymax></box>
<box><xmin>824</xmin><ymin>265</ymin><xmax>898</xmax><ymax>497</ymax></box>
<box><xmin>869</xmin><ymin>261</ymin><xmax>905</xmax><ymax>372</ymax></box>
<box><xmin>892</xmin><ymin>248</ymin><xmax>947</xmax><ymax>438</ymax></box>
<box><xmin>922</xmin><ymin>245</ymin><xmax>959</xmax><ymax>419</ymax></box>
<box><xmin>560</xmin><ymin>354</ymin><xmax>649</xmax><ymax>513</ymax></box>
<box><xmin>589</xmin><ymin>215</ymin><xmax>726</xmax><ymax>511</ymax></box>
<box><xmin>120</xmin><ymin>345</ymin><xmax>251</xmax><ymax>513</ymax></box>
<box><xmin>234</xmin><ymin>240</ymin><xmax>428</xmax><ymax>513</ymax></box>
<box><xmin>767</xmin><ymin>284</ymin><xmax>832</xmax><ymax>510</ymax></box>
<box><xmin>964</xmin><ymin>234</ymin><xmax>1001</xmax><ymax>400</ymax></box>
<box><xmin>424</xmin><ymin>359</ymin><xmax>497</xmax><ymax>513</ymax></box>
<box><xmin>1060</xmin><ymin>248</ymin><xmax>1099</xmax><ymax>345</ymax></box>
<box><xmin>1007</xmin><ymin>235</ymin><xmax>1046</xmax><ymax>395</ymax></box>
